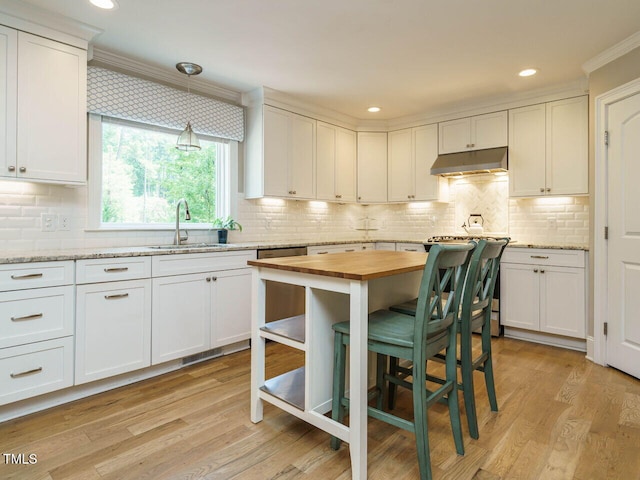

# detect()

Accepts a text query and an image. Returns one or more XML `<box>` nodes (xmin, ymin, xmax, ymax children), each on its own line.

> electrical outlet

<box><xmin>547</xmin><ymin>217</ymin><xmax>557</xmax><ymax>229</ymax></box>
<box><xmin>59</xmin><ymin>215</ymin><xmax>70</xmax><ymax>231</ymax></box>
<box><xmin>41</xmin><ymin>213</ymin><xmax>57</xmax><ymax>232</ymax></box>
<box><xmin>265</xmin><ymin>217</ymin><xmax>272</xmax><ymax>230</ymax></box>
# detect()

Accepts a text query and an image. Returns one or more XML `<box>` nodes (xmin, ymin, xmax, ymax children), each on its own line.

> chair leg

<box><xmin>460</xmin><ymin>335</ymin><xmax>479</xmax><ymax>440</ymax></box>
<box><xmin>412</xmin><ymin>360</ymin><xmax>432</xmax><ymax>480</ymax></box>
<box><xmin>482</xmin><ymin>327</ymin><xmax>498</xmax><ymax>412</ymax></box>
<box><xmin>388</xmin><ymin>356</ymin><xmax>398</xmax><ymax>410</ymax></box>
<box><xmin>376</xmin><ymin>353</ymin><xmax>386</xmax><ymax>410</ymax></box>
<box><xmin>446</xmin><ymin>343</ymin><xmax>465</xmax><ymax>455</ymax></box>
<box><xmin>330</xmin><ymin>331</ymin><xmax>347</xmax><ymax>450</ymax></box>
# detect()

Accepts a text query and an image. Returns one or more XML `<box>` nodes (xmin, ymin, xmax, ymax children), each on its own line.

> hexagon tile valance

<box><xmin>87</xmin><ymin>66</ymin><xmax>244</xmax><ymax>142</ymax></box>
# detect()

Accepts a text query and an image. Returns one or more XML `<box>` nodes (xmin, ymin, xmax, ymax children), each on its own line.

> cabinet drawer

<box><xmin>396</xmin><ymin>243</ymin><xmax>426</xmax><ymax>252</ymax></box>
<box><xmin>0</xmin><ymin>261</ymin><xmax>74</xmax><ymax>291</ymax></box>
<box><xmin>76</xmin><ymin>257</ymin><xmax>151</xmax><ymax>284</ymax></box>
<box><xmin>501</xmin><ymin>248</ymin><xmax>585</xmax><ymax>268</ymax></box>
<box><xmin>152</xmin><ymin>250</ymin><xmax>257</xmax><ymax>277</ymax></box>
<box><xmin>307</xmin><ymin>244</ymin><xmax>363</xmax><ymax>255</ymax></box>
<box><xmin>0</xmin><ymin>337</ymin><xmax>74</xmax><ymax>406</ymax></box>
<box><xmin>0</xmin><ymin>286</ymin><xmax>74</xmax><ymax>349</ymax></box>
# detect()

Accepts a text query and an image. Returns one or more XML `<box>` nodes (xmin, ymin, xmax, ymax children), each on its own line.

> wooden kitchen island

<box><xmin>248</xmin><ymin>250</ymin><xmax>428</xmax><ymax>480</ymax></box>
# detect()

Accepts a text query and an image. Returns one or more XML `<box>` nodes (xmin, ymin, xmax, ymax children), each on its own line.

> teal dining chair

<box><xmin>330</xmin><ymin>243</ymin><xmax>474</xmax><ymax>480</ymax></box>
<box><xmin>389</xmin><ymin>238</ymin><xmax>509</xmax><ymax>439</ymax></box>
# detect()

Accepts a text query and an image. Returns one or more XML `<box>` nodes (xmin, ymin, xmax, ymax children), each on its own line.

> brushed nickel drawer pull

<box><xmin>11</xmin><ymin>367</ymin><xmax>43</xmax><ymax>379</ymax></box>
<box><xmin>317</xmin><ymin>251</ymin><xmax>329</xmax><ymax>254</ymax></box>
<box><xmin>345</xmin><ymin>249</ymin><xmax>355</xmax><ymax>252</ymax></box>
<box><xmin>104</xmin><ymin>267</ymin><xmax>129</xmax><ymax>272</ymax></box>
<box><xmin>530</xmin><ymin>255</ymin><xmax>549</xmax><ymax>259</ymax></box>
<box><xmin>11</xmin><ymin>273</ymin><xmax>43</xmax><ymax>280</ymax></box>
<box><xmin>104</xmin><ymin>293</ymin><xmax>129</xmax><ymax>300</ymax></box>
<box><xmin>11</xmin><ymin>313</ymin><xmax>43</xmax><ymax>322</ymax></box>
<box><xmin>405</xmin><ymin>248</ymin><xmax>418</xmax><ymax>251</ymax></box>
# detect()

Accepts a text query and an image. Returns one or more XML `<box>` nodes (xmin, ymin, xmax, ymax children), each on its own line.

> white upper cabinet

<box><xmin>251</xmin><ymin>105</ymin><xmax>316</xmax><ymax>199</ymax></box>
<box><xmin>438</xmin><ymin>111</ymin><xmax>507</xmax><ymax>154</ymax></box>
<box><xmin>357</xmin><ymin>132</ymin><xmax>388</xmax><ymax>203</ymax></box>
<box><xmin>316</xmin><ymin>121</ymin><xmax>357</xmax><ymax>202</ymax></box>
<box><xmin>509</xmin><ymin>96</ymin><xmax>588</xmax><ymax>197</ymax></box>
<box><xmin>0</xmin><ymin>26</ymin><xmax>17</xmax><ymax>179</ymax></box>
<box><xmin>12</xmin><ymin>32</ymin><xmax>87</xmax><ymax>184</ymax></box>
<box><xmin>388</xmin><ymin>125</ymin><xmax>448</xmax><ymax>202</ymax></box>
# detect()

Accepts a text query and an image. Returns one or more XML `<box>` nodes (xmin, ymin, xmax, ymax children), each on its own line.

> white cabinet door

<box><xmin>388</xmin><ymin>128</ymin><xmax>413</xmax><ymax>201</ymax></box>
<box><xmin>438</xmin><ymin>117</ymin><xmax>470</xmax><ymax>154</ymax></box>
<box><xmin>546</xmin><ymin>96</ymin><xmax>588</xmax><ymax>196</ymax></box>
<box><xmin>263</xmin><ymin>105</ymin><xmax>315</xmax><ymax>199</ymax></box>
<box><xmin>414</xmin><ymin>124</ymin><xmax>446</xmax><ymax>201</ymax></box>
<box><xmin>0</xmin><ymin>26</ymin><xmax>17</xmax><ymax>179</ymax></box>
<box><xmin>16</xmin><ymin>32</ymin><xmax>86</xmax><ymax>184</ymax></box>
<box><xmin>500</xmin><ymin>263</ymin><xmax>540</xmax><ymax>330</ymax></box>
<box><xmin>471</xmin><ymin>111</ymin><xmax>508</xmax><ymax>150</ymax></box>
<box><xmin>509</xmin><ymin>104</ymin><xmax>547</xmax><ymax>197</ymax></box>
<box><xmin>540</xmin><ymin>266</ymin><xmax>586</xmax><ymax>338</ymax></box>
<box><xmin>152</xmin><ymin>273</ymin><xmax>211</xmax><ymax>364</ymax></box>
<box><xmin>316</xmin><ymin>121</ymin><xmax>356</xmax><ymax>202</ymax></box>
<box><xmin>357</xmin><ymin>132</ymin><xmax>387</xmax><ymax>203</ymax></box>
<box><xmin>76</xmin><ymin>279</ymin><xmax>151</xmax><ymax>384</ymax></box>
<box><xmin>211</xmin><ymin>268</ymin><xmax>252</xmax><ymax>348</ymax></box>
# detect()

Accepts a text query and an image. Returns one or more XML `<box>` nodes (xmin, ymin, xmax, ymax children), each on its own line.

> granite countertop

<box><xmin>0</xmin><ymin>238</ymin><xmax>588</xmax><ymax>265</ymax></box>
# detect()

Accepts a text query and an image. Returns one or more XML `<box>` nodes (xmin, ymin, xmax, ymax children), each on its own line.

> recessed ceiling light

<box><xmin>367</xmin><ymin>106</ymin><xmax>381</xmax><ymax>113</ymax></box>
<box><xmin>89</xmin><ymin>0</ymin><xmax>118</xmax><ymax>9</ymax></box>
<box><xmin>518</xmin><ymin>68</ymin><xmax>537</xmax><ymax>77</ymax></box>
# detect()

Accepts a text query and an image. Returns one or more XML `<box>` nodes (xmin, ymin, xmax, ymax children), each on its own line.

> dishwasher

<box><xmin>257</xmin><ymin>246</ymin><xmax>307</xmax><ymax>322</ymax></box>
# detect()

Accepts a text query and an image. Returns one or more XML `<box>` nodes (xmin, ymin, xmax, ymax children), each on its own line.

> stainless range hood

<box><xmin>430</xmin><ymin>146</ymin><xmax>508</xmax><ymax>177</ymax></box>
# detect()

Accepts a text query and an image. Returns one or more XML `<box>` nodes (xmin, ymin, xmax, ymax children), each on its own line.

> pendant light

<box><xmin>176</xmin><ymin>62</ymin><xmax>203</xmax><ymax>151</ymax></box>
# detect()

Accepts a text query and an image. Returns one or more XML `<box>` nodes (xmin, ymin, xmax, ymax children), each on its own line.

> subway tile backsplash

<box><xmin>0</xmin><ymin>176</ymin><xmax>589</xmax><ymax>252</ymax></box>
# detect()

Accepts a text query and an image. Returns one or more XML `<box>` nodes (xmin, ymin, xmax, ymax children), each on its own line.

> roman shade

<box><xmin>87</xmin><ymin>66</ymin><xmax>244</xmax><ymax>142</ymax></box>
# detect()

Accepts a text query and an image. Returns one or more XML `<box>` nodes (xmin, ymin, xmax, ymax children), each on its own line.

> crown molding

<box><xmin>582</xmin><ymin>30</ymin><xmax>640</xmax><ymax>75</ymax></box>
<box><xmin>0</xmin><ymin>0</ymin><xmax>101</xmax><ymax>49</ymax></box>
<box><xmin>90</xmin><ymin>48</ymin><xmax>243</xmax><ymax>105</ymax></box>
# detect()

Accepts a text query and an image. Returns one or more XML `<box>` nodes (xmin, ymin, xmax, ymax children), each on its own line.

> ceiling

<box><xmin>16</xmin><ymin>0</ymin><xmax>640</xmax><ymax>119</ymax></box>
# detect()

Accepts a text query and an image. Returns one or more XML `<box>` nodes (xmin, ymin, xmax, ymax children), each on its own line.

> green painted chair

<box><xmin>330</xmin><ymin>243</ymin><xmax>474</xmax><ymax>480</ymax></box>
<box><xmin>389</xmin><ymin>238</ymin><xmax>509</xmax><ymax>439</ymax></box>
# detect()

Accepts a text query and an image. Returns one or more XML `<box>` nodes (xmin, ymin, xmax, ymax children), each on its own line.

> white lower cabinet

<box><xmin>75</xmin><ymin>257</ymin><xmax>152</xmax><ymax>384</ymax></box>
<box><xmin>500</xmin><ymin>248</ymin><xmax>586</xmax><ymax>339</ymax></box>
<box><xmin>307</xmin><ymin>243</ymin><xmax>366</xmax><ymax>255</ymax></box>
<box><xmin>151</xmin><ymin>251</ymin><xmax>256</xmax><ymax>364</ymax></box>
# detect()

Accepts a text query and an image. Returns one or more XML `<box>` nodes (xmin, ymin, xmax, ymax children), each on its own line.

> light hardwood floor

<box><xmin>1</xmin><ymin>337</ymin><xmax>639</xmax><ymax>480</ymax></box>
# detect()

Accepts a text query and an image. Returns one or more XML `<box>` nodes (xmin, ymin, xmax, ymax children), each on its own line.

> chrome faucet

<box><xmin>174</xmin><ymin>198</ymin><xmax>191</xmax><ymax>245</ymax></box>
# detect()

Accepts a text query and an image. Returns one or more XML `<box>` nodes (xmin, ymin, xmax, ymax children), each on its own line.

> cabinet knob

<box><xmin>8</xmin><ymin>165</ymin><xmax>16</xmax><ymax>172</ymax></box>
<box><xmin>335</xmin><ymin>194</ymin><xmax>341</xmax><ymax>199</ymax></box>
<box><xmin>540</xmin><ymin>270</ymin><xmax>545</xmax><ymax>274</ymax></box>
<box><xmin>546</xmin><ymin>188</ymin><xmax>551</xmax><ymax>192</ymax></box>
<box><xmin>206</xmin><ymin>277</ymin><xmax>211</xmax><ymax>282</ymax></box>
<box><xmin>19</xmin><ymin>167</ymin><xmax>26</xmax><ymax>173</ymax></box>
<box><xmin>540</xmin><ymin>187</ymin><xmax>545</xmax><ymax>193</ymax></box>
<box><xmin>212</xmin><ymin>276</ymin><xmax>217</xmax><ymax>281</ymax></box>
<box><xmin>533</xmin><ymin>269</ymin><xmax>538</xmax><ymax>273</ymax></box>
<box><xmin>358</xmin><ymin>196</ymin><xmax>361</xmax><ymax>200</ymax></box>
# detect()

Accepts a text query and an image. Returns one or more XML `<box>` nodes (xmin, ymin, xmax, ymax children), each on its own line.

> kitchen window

<box><xmin>87</xmin><ymin>114</ymin><xmax>235</xmax><ymax>230</ymax></box>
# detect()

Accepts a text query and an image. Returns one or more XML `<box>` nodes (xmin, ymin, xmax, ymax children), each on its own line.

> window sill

<box><xmin>84</xmin><ymin>225</ymin><xmax>214</xmax><ymax>233</ymax></box>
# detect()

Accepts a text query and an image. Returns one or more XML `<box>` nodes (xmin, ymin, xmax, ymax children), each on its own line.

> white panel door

<box><xmin>387</xmin><ymin>128</ymin><xmax>413</xmax><ymax>201</ymax></box>
<box><xmin>290</xmin><ymin>113</ymin><xmax>315</xmax><ymax>199</ymax></box>
<box><xmin>263</xmin><ymin>106</ymin><xmax>290</xmax><ymax>197</ymax></box>
<box><xmin>540</xmin><ymin>266</ymin><xmax>585</xmax><ymax>338</ymax></box>
<box><xmin>75</xmin><ymin>279</ymin><xmax>151</xmax><ymax>384</ymax></box>
<box><xmin>16</xmin><ymin>32</ymin><xmax>86</xmax><ymax>184</ymax></box>
<box><xmin>335</xmin><ymin>126</ymin><xmax>357</xmax><ymax>202</ymax></box>
<box><xmin>152</xmin><ymin>273</ymin><xmax>211</xmax><ymax>364</ymax></box>
<box><xmin>316</xmin><ymin>121</ymin><xmax>337</xmax><ymax>201</ymax></box>
<box><xmin>500</xmin><ymin>263</ymin><xmax>539</xmax><ymax>330</ymax></box>
<box><xmin>0</xmin><ymin>26</ymin><xmax>17</xmax><ymax>178</ymax></box>
<box><xmin>606</xmin><ymin>91</ymin><xmax>640</xmax><ymax>379</ymax></box>
<box><xmin>357</xmin><ymin>132</ymin><xmax>387</xmax><ymax>203</ymax></box>
<box><xmin>471</xmin><ymin>111</ymin><xmax>508</xmax><ymax>150</ymax></box>
<box><xmin>211</xmin><ymin>268</ymin><xmax>252</xmax><ymax>347</ymax></box>
<box><xmin>546</xmin><ymin>96</ymin><xmax>588</xmax><ymax>195</ymax></box>
<box><xmin>413</xmin><ymin>124</ymin><xmax>442</xmax><ymax>201</ymax></box>
<box><xmin>438</xmin><ymin>117</ymin><xmax>470</xmax><ymax>154</ymax></box>
<box><xmin>509</xmin><ymin>104</ymin><xmax>546</xmax><ymax>197</ymax></box>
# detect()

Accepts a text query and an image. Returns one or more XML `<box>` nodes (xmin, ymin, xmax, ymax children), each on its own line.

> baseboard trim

<box><xmin>503</xmin><ymin>327</ymin><xmax>587</xmax><ymax>352</ymax></box>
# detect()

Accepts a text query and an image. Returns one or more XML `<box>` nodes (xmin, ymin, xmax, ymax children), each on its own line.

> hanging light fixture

<box><xmin>175</xmin><ymin>62</ymin><xmax>203</xmax><ymax>151</ymax></box>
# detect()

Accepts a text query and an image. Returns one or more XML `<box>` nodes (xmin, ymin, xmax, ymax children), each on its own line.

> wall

<box><xmin>586</xmin><ymin>45</ymin><xmax>640</xmax><ymax>337</ymax></box>
<box><xmin>0</xmin><ymin>175</ymin><xmax>589</xmax><ymax>252</ymax></box>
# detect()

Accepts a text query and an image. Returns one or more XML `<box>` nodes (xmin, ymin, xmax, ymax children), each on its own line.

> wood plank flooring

<box><xmin>1</xmin><ymin>337</ymin><xmax>640</xmax><ymax>479</ymax></box>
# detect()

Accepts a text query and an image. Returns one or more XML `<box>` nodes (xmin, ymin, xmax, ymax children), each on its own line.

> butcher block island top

<box><xmin>247</xmin><ymin>250</ymin><xmax>429</xmax><ymax>280</ymax></box>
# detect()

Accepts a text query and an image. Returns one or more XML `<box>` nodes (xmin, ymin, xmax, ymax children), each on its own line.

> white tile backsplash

<box><xmin>0</xmin><ymin>176</ymin><xmax>589</xmax><ymax>252</ymax></box>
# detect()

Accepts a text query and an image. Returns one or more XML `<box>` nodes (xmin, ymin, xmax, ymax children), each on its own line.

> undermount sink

<box><xmin>147</xmin><ymin>243</ymin><xmax>229</xmax><ymax>250</ymax></box>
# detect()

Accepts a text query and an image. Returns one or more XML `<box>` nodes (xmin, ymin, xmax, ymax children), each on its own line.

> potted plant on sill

<box><xmin>212</xmin><ymin>216</ymin><xmax>242</xmax><ymax>244</ymax></box>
